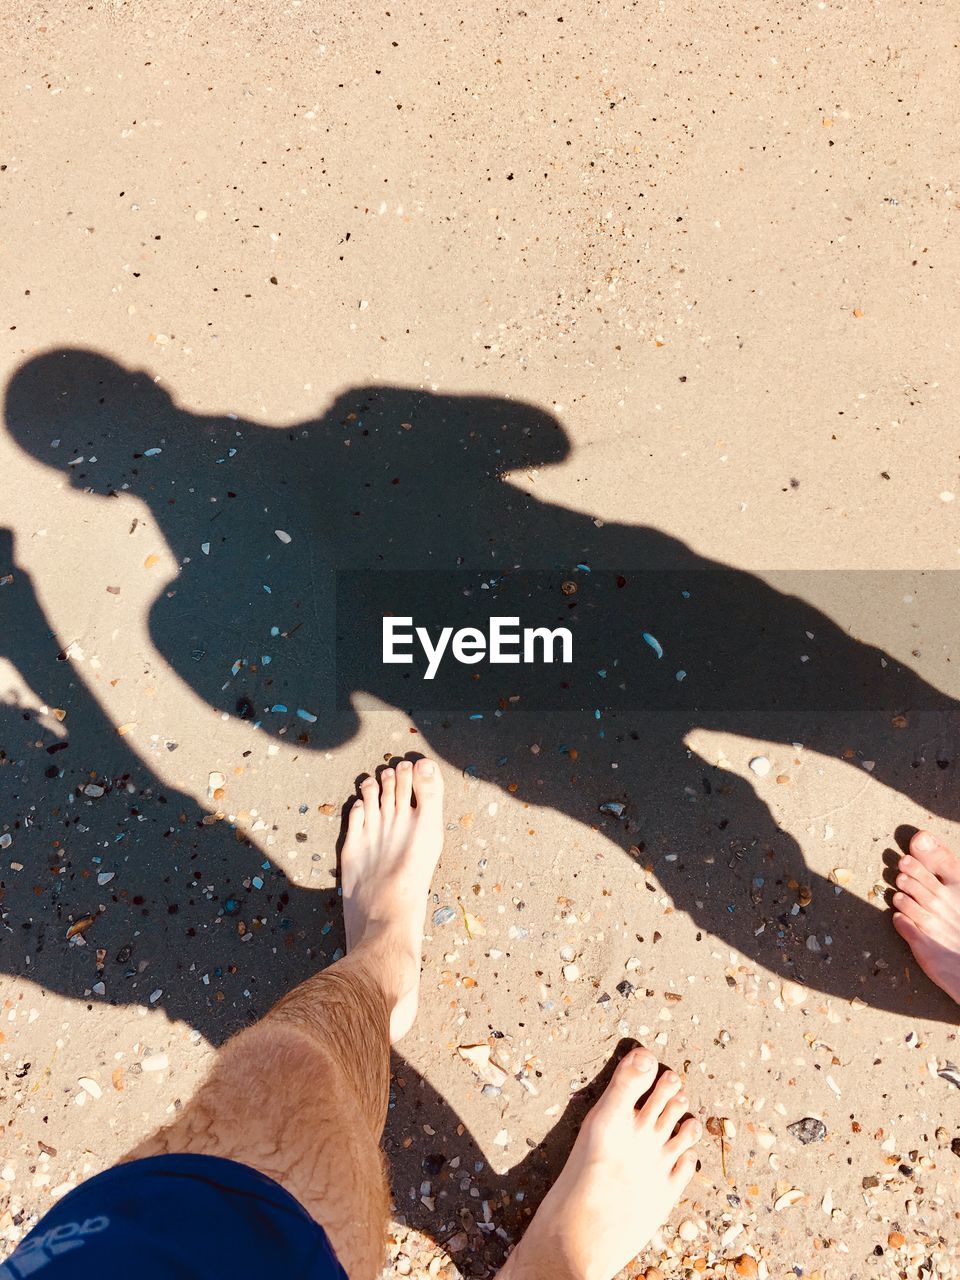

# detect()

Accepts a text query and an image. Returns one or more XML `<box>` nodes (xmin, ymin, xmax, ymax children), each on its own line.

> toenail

<box><xmin>419</xmin><ymin>760</ymin><xmax>434</xmax><ymax>776</ymax></box>
<box><xmin>352</xmin><ymin>799</ymin><xmax>363</xmax><ymax>810</ymax></box>
<box><xmin>914</xmin><ymin>832</ymin><xmax>936</xmax><ymax>851</ymax></box>
<box><xmin>398</xmin><ymin>760</ymin><xmax>412</xmax><ymax>771</ymax></box>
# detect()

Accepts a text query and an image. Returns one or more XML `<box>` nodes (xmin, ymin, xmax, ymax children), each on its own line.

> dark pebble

<box><xmin>787</xmin><ymin>1117</ymin><xmax>827</xmax><ymax>1145</ymax></box>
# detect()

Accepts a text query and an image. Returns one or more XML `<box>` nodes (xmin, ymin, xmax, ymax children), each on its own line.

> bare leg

<box><xmin>126</xmin><ymin>757</ymin><xmax>445</xmax><ymax>1280</ymax></box>
<box><xmin>498</xmin><ymin>1050</ymin><xmax>701</xmax><ymax>1280</ymax></box>
<box><xmin>893</xmin><ymin>828</ymin><xmax>960</xmax><ymax>1005</ymax></box>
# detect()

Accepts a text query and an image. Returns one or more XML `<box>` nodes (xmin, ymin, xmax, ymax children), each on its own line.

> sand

<box><xmin>2</xmin><ymin>2</ymin><xmax>960</xmax><ymax>1276</ymax></box>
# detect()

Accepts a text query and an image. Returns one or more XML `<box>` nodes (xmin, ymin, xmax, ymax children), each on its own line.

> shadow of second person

<box><xmin>0</xmin><ymin>527</ymin><xmax>342</xmax><ymax>1047</ymax></box>
<box><xmin>5</xmin><ymin>347</ymin><xmax>960</xmax><ymax>1021</ymax></box>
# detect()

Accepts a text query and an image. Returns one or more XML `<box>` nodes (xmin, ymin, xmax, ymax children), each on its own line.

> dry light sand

<box><xmin>2</xmin><ymin>2</ymin><xmax>960</xmax><ymax>1278</ymax></box>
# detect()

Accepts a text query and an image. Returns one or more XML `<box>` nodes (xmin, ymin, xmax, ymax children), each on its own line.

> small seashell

<box><xmin>774</xmin><ymin>1187</ymin><xmax>805</xmax><ymax>1211</ymax></box>
<box><xmin>457</xmin><ymin>1044</ymin><xmax>507</xmax><ymax>1089</ymax></box>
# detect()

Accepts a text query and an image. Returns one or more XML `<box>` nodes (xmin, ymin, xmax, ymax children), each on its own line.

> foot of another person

<box><xmin>893</xmin><ymin>829</ymin><xmax>960</xmax><ymax>1005</ymax></box>
<box><xmin>499</xmin><ymin>1049</ymin><xmax>701</xmax><ymax>1280</ymax></box>
<box><xmin>340</xmin><ymin>757</ymin><xmax>444</xmax><ymax>1042</ymax></box>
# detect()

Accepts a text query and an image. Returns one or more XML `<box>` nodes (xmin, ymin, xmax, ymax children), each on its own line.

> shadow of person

<box><xmin>5</xmin><ymin>347</ymin><xmax>959</xmax><ymax>1028</ymax></box>
<box><xmin>0</xmin><ymin>527</ymin><xmax>548</xmax><ymax>1272</ymax></box>
<box><xmin>0</xmin><ymin>526</ymin><xmax>343</xmax><ymax>1045</ymax></box>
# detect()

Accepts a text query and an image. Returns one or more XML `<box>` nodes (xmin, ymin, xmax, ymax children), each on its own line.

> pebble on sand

<box><xmin>749</xmin><ymin>755</ymin><xmax>772</xmax><ymax>777</ymax></box>
<box><xmin>781</xmin><ymin>980</ymin><xmax>807</xmax><ymax>1007</ymax></box>
<box><xmin>787</xmin><ymin>1117</ymin><xmax>827</xmax><ymax>1145</ymax></box>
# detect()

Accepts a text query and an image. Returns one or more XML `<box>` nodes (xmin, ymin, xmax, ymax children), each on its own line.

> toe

<box><xmin>893</xmin><ymin>890</ymin><xmax>933</xmax><ymax>932</ymax></box>
<box><xmin>359</xmin><ymin>775</ymin><xmax>381</xmax><ymax>831</ymax></box>
<box><xmin>379</xmin><ymin>766</ymin><xmax>396</xmax><ymax>816</ymax></box>
<box><xmin>346</xmin><ymin>798</ymin><xmax>365</xmax><ymax>833</ymax></box>
<box><xmin>899</xmin><ymin>854</ymin><xmax>947</xmax><ymax>896</ymax></box>
<box><xmin>895</xmin><ymin>871</ymin><xmax>940</xmax><ymax>914</ymax></box>
<box><xmin>395</xmin><ymin>759</ymin><xmax>413</xmax><ymax>810</ymax></box>
<box><xmin>910</xmin><ymin>831</ymin><xmax>960</xmax><ymax>884</ymax></box>
<box><xmin>893</xmin><ymin>910</ymin><xmax>925</xmax><ymax>948</ymax></box>
<box><xmin>669</xmin><ymin>1147</ymin><xmax>699</xmax><ymax>1190</ymax></box>
<box><xmin>656</xmin><ymin>1095</ymin><xmax>689</xmax><ymax>1136</ymax></box>
<box><xmin>593</xmin><ymin>1049</ymin><xmax>658</xmax><ymax>1122</ymax></box>
<box><xmin>412</xmin><ymin>757</ymin><xmax>444</xmax><ymax>807</ymax></box>
<box><xmin>637</xmin><ymin>1069</ymin><xmax>683</xmax><ymax>1127</ymax></box>
<box><xmin>665</xmin><ymin>1116</ymin><xmax>701</xmax><ymax>1160</ymax></box>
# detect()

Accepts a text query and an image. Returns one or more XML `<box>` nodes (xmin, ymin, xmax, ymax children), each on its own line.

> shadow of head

<box><xmin>4</xmin><ymin>348</ymin><xmax>573</xmax><ymax>498</ymax></box>
<box><xmin>4</xmin><ymin>348</ymin><xmax>180</xmax><ymax>496</ymax></box>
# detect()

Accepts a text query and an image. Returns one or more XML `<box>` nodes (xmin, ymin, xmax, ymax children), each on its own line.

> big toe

<box><xmin>910</xmin><ymin>830</ymin><xmax>960</xmax><ymax>884</ymax></box>
<box><xmin>412</xmin><ymin>757</ymin><xmax>443</xmax><ymax>807</ymax></box>
<box><xmin>595</xmin><ymin>1048</ymin><xmax>659</xmax><ymax>1121</ymax></box>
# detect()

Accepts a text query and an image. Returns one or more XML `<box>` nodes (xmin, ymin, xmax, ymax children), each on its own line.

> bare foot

<box><xmin>893</xmin><ymin>829</ymin><xmax>960</xmax><ymax>1006</ymax></box>
<box><xmin>341</xmin><ymin>757</ymin><xmax>444</xmax><ymax>1042</ymax></box>
<box><xmin>499</xmin><ymin>1049</ymin><xmax>701</xmax><ymax>1280</ymax></box>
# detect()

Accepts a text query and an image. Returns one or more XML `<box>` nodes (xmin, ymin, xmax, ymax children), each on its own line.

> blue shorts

<box><xmin>1</xmin><ymin>1155</ymin><xmax>349</xmax><ymax>1279</ymax></box>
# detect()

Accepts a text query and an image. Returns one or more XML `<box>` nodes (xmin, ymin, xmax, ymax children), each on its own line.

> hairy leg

<box><xmin>127</xmin><ymin>758</ymin><xmax>445</xmax><ymax>1280</ymax></box>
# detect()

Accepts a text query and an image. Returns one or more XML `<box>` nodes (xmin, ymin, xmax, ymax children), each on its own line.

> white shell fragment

<box><xmin>774</xmin><ymin>1188</ymin><xmax>805</xmax><ymax>1211</ymax></box>
<box><xmin>457</xmin><ymin>1044</ymin><xmax>507</xmax><ymax>1089</ymax></box>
